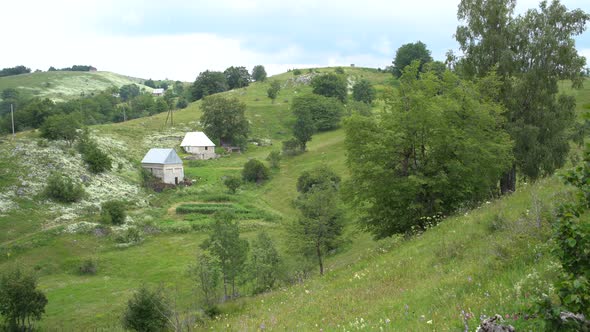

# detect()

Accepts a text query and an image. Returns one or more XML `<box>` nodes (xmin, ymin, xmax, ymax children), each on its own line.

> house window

<box><xmin>205</xmin><ymin>146</ymin><xmax>208</xmax><ymax>150</ymax></box>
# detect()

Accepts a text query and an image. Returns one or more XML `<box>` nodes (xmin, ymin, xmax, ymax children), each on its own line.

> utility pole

<box><xmin>10</xmin><ymin>104</ymin><xmax>15</xmax><ymax>137</ymax></box>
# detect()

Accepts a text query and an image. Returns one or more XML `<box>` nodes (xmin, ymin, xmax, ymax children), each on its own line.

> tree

<box><xmin>119</xmin><ymin>84</ymin><xmax>140</xmax><ymax>102</ymax></box>
<box><xmin>392</xmin><ymin>41</ymin><xmax>433</xmax><ymax>77</ymax></box>
<box><xmin>190</xmin><ymin>70</ymin><xmax>228</xmax><ymax>101</ymax></box>
<box><xmin>291</xmin><ymin>167</ymin><xmax>343</xmax><ymax>275</ymax></box>
<box><xmin>297</xmin><ymin>165</ymin><xmax>341</xmax><ymax>193</ymax></box>
<box><xmin>266</xmin><ymin>150</ymin><xmax>282</xmax><ymax>169</ymax></box>
<box><xmin>292</xmin><ymin>94</ymin><xmax>344</xmax><ymax>132</ymax></box>
<box><xmin>248</xmin><ymin>231</ymin><xmax>281</xmax><ymax>293</ymax></box>
<box><xmin>200</xmin><ymin>212</ymin><xmax>249</xmax><ymax>300</ymax></box>
<box><xmin>292</xmin><ymin>106</ymin><xmax>314</xmax><ymax>152</ymax></box>
<box><xmin>344</xmin><ymin>63</ymin><xmax>513</xmax><ymax>238</ymax></box>
<box><xmin>311</xmin><ymin>73</ymin><xmax>348</xmax><ymax>103</ymax></box>
<box><xmin>0</xmin><ymin>266</ymin><xmax>48</xmax><ymax>331</ymax></box>
<box><xmin>40</xmin><ymin>113</ymin><xmax>82</xmax><ymax>146</ymax></box>
<box><xmin>101</xmin><ymin>200</ymin><xmax>126</xmax><ymax>225</ymax></box>
<box><xmin>188</xmin><ymin>252</ymin><xmax>221</xmax><ymax>308</ymax></box>
<box><xmin>455</xmin><ymin>0</ymin><xmax>588</xmax><ymax>193</ymax></box>
<box><xmin>144</xmin><ymin>78</ymin><xmax>156</xmax><ymax>88</ymax></box>
<box><xmin>122</xmin><ymin>286</ymin><xmax>171</xmax><ymax>332</ymax></box>
<box><xmin>352</xmin><ymin>79</ymin><xmax>376</xmax><ymax>104</ymax></box>
<box><xmin>200</xmin><ymin>95</ymin><xmax>249</xmax><ymax>148</ymax></box>
<box><xmin>242</xmin><ymin>159</ymin><xmax>270</xmax><ymax>183</ymax></box>
<box><xmin>0</xmin><ymin>65</ymin><xmax>31</xmax><ymax>77</ymax></box>
<box><xmin>267</xmin><ymin>80</ymin><xmax>281</xmax><ymax>103</ymax></box>
<box><xmin>223</xmin><ymin>175</ymin><xmax>242</xmax><ymax>194</ymax></box>
<box><xmin>251</xmin><ymin>65</ymin><xmax>267</xmax><ymax>82</ymax></box>
<box><xmin>224</xmin><ymin>66</ymin><xmax>251</xmax><ymax>89</ymax></box>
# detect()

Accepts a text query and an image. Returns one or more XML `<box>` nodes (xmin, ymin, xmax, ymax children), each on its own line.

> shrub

<box><xmin>242</xmin><ymin>159</ymin><xmax>270</xmax><ymax>183</ymax></box>
<box><xmin>292</xmin><ymin>69</ymin><xmax>302</xmax><ymax>76</ymax></box>
<box><xmin>78</xmin><ymin>258</ymin><xmax>97</xmax><ymax>275</ymax></box>
<box><xmin>223</xmin><ymin>175</ymin><xmax>242</xmax><ymax>194</ymax></box>
<box><xmin>266</xmin><ymin>150</ymin><xmax>282</xmax><ymax>169</ymax></box>
<box><xmin>140</xmin><ymin>168</ymin><xmax>159</xmax><ymax>190</ymax></box>
<box><xmin>115</xmin><ymin>227</ymin><xmax>143</xmax><ymax>244</ymax></box>
<box><xmin>282</xmin><ymin>138</ymin><xmax>301</xmax><ymax>156</ymax></box>
<box><xmin>77</xmin><ymin>130</ymin><xmax>112</xmax><ymax>174</ymax></box>
<box><xmin>101</xmin><ymin>200</ymin><xmax>126</xmax><ymax>225</ymax></box>
<box><xmin>122</xmin><ymin>286</ymin><xmax>170</xmax><ymax>332</ymax></box>
<box><xmin>44</xmin><ymin>173</ymin><xmax>85</xmax><ymax>203</ymax></box>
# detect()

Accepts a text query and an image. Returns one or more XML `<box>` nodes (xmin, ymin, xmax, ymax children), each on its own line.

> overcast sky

<box><xmin>2</xmin><ymin>0</ymin><xmax>589</xmax><ymax>81</ymax></box>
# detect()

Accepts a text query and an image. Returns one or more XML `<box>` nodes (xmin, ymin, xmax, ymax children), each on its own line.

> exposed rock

<box><xmin>477</xmin><ymin>315</ymin><xmax>515</xmax><ymax>332</ymax></box>
<box><xmin>560</xmin><ymin>311</ymin><xmax>590</xmax><ymax>329</ymax></box>
<box><xmin>80</xmin><ymin>174</ymin><xmax>90</xmax><ymax>183</ymax></box>
<box><xmin>15</xmin><ymin>187</ymin><xmax>26</xmax><ymax>197</ymax></box>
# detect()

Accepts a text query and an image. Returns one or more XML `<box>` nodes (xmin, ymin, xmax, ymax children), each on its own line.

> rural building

<box><xmin>141</xmin><ymin>148</ymin><xmax>184</xmax><ymax>185</ymax></box>
<box><xmin>152</xmin><ymin>88</ymin><xmax>164</xmax><ymax>96</ymax></box>
<box><xmin>180</xmin><ymin>132</ymin><xmax>217</xmax><ymax>159</ymax></box>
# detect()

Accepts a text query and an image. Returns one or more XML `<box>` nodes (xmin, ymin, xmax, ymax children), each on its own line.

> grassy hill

<box><xmin>0</xmin><ymin>71</ymin><xmax>154</xmax><ymax>102</ymax></box>
<box><xmin>0</xmin><ymin>67</ymin><xmax>587</xmax><ymax>330</ymax></box>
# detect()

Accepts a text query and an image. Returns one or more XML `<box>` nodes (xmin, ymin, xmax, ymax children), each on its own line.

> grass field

<box><xmin>0</xmin><ymin>68</ymin><xmax>587</xmax><ymax>330</ymax></box>
<box><xmin>0</xmin><ymin>71</ymin><xmax>153</xmax><ymax>102</ymax></box>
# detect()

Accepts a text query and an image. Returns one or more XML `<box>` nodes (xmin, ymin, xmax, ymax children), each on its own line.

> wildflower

<box><xmin>427</xmin><ymin>320</ymin><xmax>433</xmax><ymax>324</ymax></box>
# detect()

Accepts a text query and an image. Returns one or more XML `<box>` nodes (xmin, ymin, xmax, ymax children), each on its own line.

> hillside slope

<box><xmin>0</xmin><ymin>71</ymin><xmax>153</xmax><ymax>102</ymax></box>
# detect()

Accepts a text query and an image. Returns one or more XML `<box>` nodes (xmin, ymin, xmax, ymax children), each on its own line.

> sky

<box><xmin>2</xmin><ymin>0</ymin><xmax>590</xmax><ymax>82</ymax></box>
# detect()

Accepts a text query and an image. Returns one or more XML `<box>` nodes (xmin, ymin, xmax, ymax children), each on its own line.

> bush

<box><xmin>78</xmin><ymin>258</ymin><xmax>97</xmax><ymax>275</ymax></box>
<box><xmin>292</xmin><ymin>69</ymin><xmax>302</xmax><ymax>76</ymax></box>
<box><xmin>242</xmin><ymin>159</ymin><xmax>270</xmax><ymax>183</ymax></box>
<box><xmin>115</xmin><ymin>227</ymin><xmax>143</xmax><ymax>245</ymax></box>
<box><xmin>223</xmin><ymin>175</ymin><xmax>242</xmax><ymax>194</ymax></box>
<box><xmin>140</xmin><ymin>168</ymin><xmax>159</xmax><ymax>190</ymax></box>
<box><xmin>282</xmin><ymin>138</ymin><xmax>301</xmax><ymax>156</ymax></box>
<box><xmin>77</xmin><ymin>130</ymin><xmax>112</xmax><ymax>174</ymax></box>
<box><xmin>44</xmin><ymin>173</ymin><xmax>85</xmax><ymax>203</ymax></box>
<box><xmin>101</xmin><ymin>200</ymin><xmax>126</xmax><ymax>225</ymax></box>
<box><xmin>122</xmin><ymin>286</ymin><xmax>170</xmax><ymax>332</ymax></box>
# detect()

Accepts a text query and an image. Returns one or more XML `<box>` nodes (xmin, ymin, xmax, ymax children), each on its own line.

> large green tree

<box><xmin>311</xmin><ymin>73</ymin><xmax>348</xmax><ymax>103</ymax></box>
<box><xmin>248</xmin><ymin>231</ymin><xmax>281</xmax><ymax>293</ymax></box>
<box><xmin>455</xmin><ymin>0</ymin><xmax>588</xmax><ymax>193</ymax></box>
<box><xmin>200</xmin><ymin>95</ymin><xmax>249</xmax><ymax>148</ymax></box>
<box><xmin>121</xmin><ymin>286</ymin><xmax>170</xmax><ymax>332</ymax></box>
<box><xmin>201</xmin><ymin>212</ymin><xmax>249</xmax><ymax>300</ymax></box>
<box><xmin>190</xmin><ymin>70</ymin><xmax>228</xmax><ymax>101</ymax></box>
<box><xmin>40</xmin><ymin>113</ymin><xmax>82</xmax><ymax>146</ymax></box>
<box><xmin>392</xmin><ymin>41</ymin><xmax>433</xmax><ymax>77</ymax></box>
<box><xmin>251</xmin><ymin>65</ymin><xmax>267</xmax><ymax>82</ymax></box>
<box><xmin>344</xmin><ymin>63</ymin><xmax>512</xmax><ymax>238</ymax></box>
<box><xmin>292</xmin><ymin>94</ymin><xmax>344</xmax><ymax>132</ymax></box>
<box><xmin>224</xmin><ymin>66</ymin><xmax>251</xmax><ymax>89</ymax></box>
<box><xmin>352</xmin><ymin>79</ymin><xmax>376</xmax><ymax>104</ymax></box>
<box><xmin>0</xmin><ymin>266</ymin><xmax>48</xmax><ymax>331</ymax></box>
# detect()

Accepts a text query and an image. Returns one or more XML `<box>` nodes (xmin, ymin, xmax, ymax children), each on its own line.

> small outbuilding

<box><xmin>152</xmin><ymin>88</ymin><xmax>164</xmax><ymax>96</ymax></box>
<box><xmin>180</xmin><ymin>132</ymin><xmax>216</xmax><ymax>159</ymax></box>
<box><xmin>141</xmin><ymin>148</ymin><xmax>184</xmax><ymax>185</ymax></box>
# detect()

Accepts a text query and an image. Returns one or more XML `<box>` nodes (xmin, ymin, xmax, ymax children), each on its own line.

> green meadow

<box><xmin>0</xmin><ymin>67</ymin><xmax>588</xmax><ymax>330</ymax></box>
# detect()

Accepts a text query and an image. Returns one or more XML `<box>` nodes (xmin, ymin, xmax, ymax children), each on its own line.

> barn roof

<box><xmin>180</xmin><ymin>132</ymin><xmax>215</xmax><ymax>147</ymax></box>
<box><xmin>141</xmin><ymin>148</ymin><xmax>183</xmax><ymax>164</ymax></box>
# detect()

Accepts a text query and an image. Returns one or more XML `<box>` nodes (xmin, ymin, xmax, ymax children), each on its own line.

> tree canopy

<box><xmin>252</xmin><ymin>65</ymin><xmax>267</xmax><ymax>82</ymax></box>
<box><xmin>344</xmin><ymin>63</ymin><xmax>513</xmax><ymax>238</ymax></box>
<box><xmin>0</xmin><ymin>266</ymin><xmax>48</xmax><ymax>331</ymax></box>
<box><xmin>224</xmin><ymin>66</ymin><xmax>251</xmax><ymax>89</ymax></box>
<box><xmin>352</xmin><ymin>79</ymin><xmax>376</xmax><ymax>104</ymax></box>
<box><xmin>190</xmin><ymin>70</ymin><xmax>228</xmax><ymax>101</ymax></box>
<box><xmin>200</xmin><ymin>95</ymin><xmax>249</xmax><ymax>148</ymax></box>
<box><xmin>0</xmin><ymin>65</ymin><xmax>31</xmax><ymax>77</ymax></box>
<box><xmin>455</xmin><ymin>0</ymin><xmax>589</xmax><ymax>192</ymax></box>
<box><xmin>311</xmin><ymin>73</ymin><xmax>348</xmax><ymax>103</ymax></box>
<box><xmin>292</xmin><ymin>94</ymin><xmax>344</xmax><ymax>132</ymax></box>
<box><xmin>391</xmin><ymin>41</ymin><xmax>433</xmax><ymax>77</ymax></box>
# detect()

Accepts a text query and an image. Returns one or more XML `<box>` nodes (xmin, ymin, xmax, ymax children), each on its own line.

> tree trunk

<box><xmin>500</xmin><ymin>164</ymin><xmax>516</xmax><ymax>194</ymax></box>
<box><xmin>316</xmin><ymin>243</ymin><xmax>324</xmax><ymax>276</ymax></box>
<box><xmin>223</xmin><ymin>277</ymin><xmax>228</xmax><ymax>301</ymax></box>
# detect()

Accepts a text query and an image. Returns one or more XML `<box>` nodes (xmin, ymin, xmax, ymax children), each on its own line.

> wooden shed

<box><xmin>180</xmin><ymin>132</ymin><xmax>216</xmax><ymax>159</ymax></box>
<box><xmin>141</xmin><ymin>148</ymin><xmax>184</xmax><ymax>185</ymax></box>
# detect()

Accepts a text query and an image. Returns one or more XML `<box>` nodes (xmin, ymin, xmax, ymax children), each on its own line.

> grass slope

<box><xmin>0</xmin><ymin>71</ymin><xmax>153</xmax><ymax>102</ymax></box>
<box><xmin>0</xmin><ymin>69</ymin><xmax>586</xmax><ymax>330</ymax></box>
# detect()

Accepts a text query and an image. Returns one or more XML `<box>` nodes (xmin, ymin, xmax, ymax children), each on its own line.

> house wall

<box><xmin>183</xmin><ymin>146</ymin><xmax>216</xmax><ymax>160</ymax></box>
<box><xmin>141</xmin><ymin>163</ymin><xmax>184</xmax><ymax>184</ymax></box>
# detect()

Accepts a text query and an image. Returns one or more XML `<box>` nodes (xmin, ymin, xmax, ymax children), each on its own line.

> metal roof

<box><xmin>180</xmin><ymin>132</ymin><xmax>216</xmax><ymax>147</ymax></box>
<box><xmin>141</xmin><ymin>148</ymin><xmax>183</xmax><ymax>164</ymax></box>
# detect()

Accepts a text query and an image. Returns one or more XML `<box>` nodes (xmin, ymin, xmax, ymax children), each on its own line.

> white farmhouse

<box><xmin>141</xmin><ymin>148</ymin><xmax>184</xmax><ymax>185</ymax></box>
<box><xmin>180</xmin><ymin>132</ymin><xmax>216</xmax><ymax>160</ymax></box>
